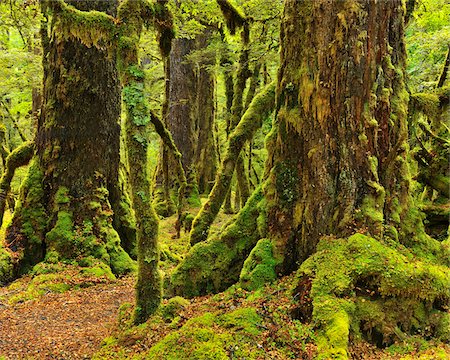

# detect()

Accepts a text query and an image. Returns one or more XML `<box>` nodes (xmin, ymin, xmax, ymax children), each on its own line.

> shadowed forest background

<box><xmin>0</xmin><ymin>0</ymin><xmax>449</xmax><ymax>359</ymax></box>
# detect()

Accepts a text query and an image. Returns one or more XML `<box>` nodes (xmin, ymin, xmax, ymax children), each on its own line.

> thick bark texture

<box><xmin>3</xmin><ymin>0</ymin><xmax>135</xmax><ymax>279</ymax></box>
<box><xmin>173</xmin><ymin>1</ymin><xmax>450</xmax><ymax>357</ymax></box>
<box><xmin>268</xmin><ymin>0</ymin><xmax>411</xmax><ymax>269</ymax></box>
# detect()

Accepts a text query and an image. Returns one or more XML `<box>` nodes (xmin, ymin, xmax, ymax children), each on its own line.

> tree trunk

<box><xmin>167</xmin><ymin>38</ymin><xmax>199</xmax><ymax>202</ymax></box>
<box><xmin>194</xmin><ymin>30</ymin><xmax>217</xmax><ymax>195</ymax></box>
<box><xmin>3</xmin><ymin>0</ymin><xmax>135</xmax><ymax>279</ymax></box>
<box><xmin>172</xmin><ymin>0</ymin><xmax>449</xmax><ymax>356</ymax></box>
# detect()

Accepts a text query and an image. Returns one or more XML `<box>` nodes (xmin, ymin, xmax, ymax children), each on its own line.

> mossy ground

<box><xmin>2</xmin><ymin>201</ymin><xmax>449</xmax><ymax>359</ymax></box>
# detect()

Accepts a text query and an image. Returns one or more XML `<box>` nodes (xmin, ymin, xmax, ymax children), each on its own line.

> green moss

<box><xmin>54</xmin><ymin>186</ymin><xmax>70</xmax><ymax>205</ymax></box>
<box><xmin>0</xmin><ymin>248</ymin><xmax>13</xmax><ymax>284</ymax></box>
<box><xmin>46</xmin><ymin>210</ymin><xmax>74</xmax><ymax>254</ymax></box>
<box><xmin>81</xmin><ymin>261</ymin><xmax>116</xmax><ymax>281</ymax></box>
<box><xmin>239</xmin><ymin>238</ymin><xmax>277</xmax><ymax>291</ymax></box>
<box><xmin>147</xmin><ymin>308</ymin><xmax>263</xmax><ymax>360</ymax></box>
<box><xmin>8</xmin><ymin>273</ymin><xmax>72</xmax><ymax>304</ymax></box>
<box><xmin>296</xmin><ymin>233</ymin><xmax>450</xmax><ymax>358</ymax></box>
<box><xmin>160</xmin><ymin>296</ymin><xmax>189</xmax><ymax>322</ymax></box>
<box><xmin>171</xmin><ymin>188</ymin><xmax>264</xmax><ymax>297</ymax></box>
<box><xmin>104</xmin><ymin>226</ymin><xmax>136</xmax><ymax>275</ymax></box>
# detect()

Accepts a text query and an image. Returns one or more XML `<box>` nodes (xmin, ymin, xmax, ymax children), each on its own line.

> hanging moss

<box><xmin>152</xmin><ymin>0</ymin><xmax>175</xmax><ymax>57</ymax></box>
<box><xmin>294</xmin><ymin>233</ymin><xmax>450</xmax><ymax>358</ymax></box>
<box><xmin>48</xmin><ymin>0</ymin><xmax>117</xmax><ymax>50</ymax></box>
<box><xmin>216</xmin><ymin>0</ymin><xmax>246</xmax><ymax>35</ymax></box>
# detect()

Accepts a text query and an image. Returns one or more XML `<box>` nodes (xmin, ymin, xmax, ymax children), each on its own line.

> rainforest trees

<box><xmin>171</xmin><ymin>0</ymin><xmax>450</xmax><ymax>357</ymax></box>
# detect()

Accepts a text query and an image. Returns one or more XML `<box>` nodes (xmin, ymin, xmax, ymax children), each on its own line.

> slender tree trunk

<box><xmin>194</xmin><ymin>29</ymin><xmax>217</xmax><ymax>195</ymax></box>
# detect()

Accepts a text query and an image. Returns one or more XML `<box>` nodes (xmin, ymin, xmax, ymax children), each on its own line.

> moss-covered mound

<box><xmin>170</xmin><ymin>188</ymin><xmax>266</xmax><ymax>297</ymax></box>
<box><xmin>294</xmin><ymin>233</ymin><xmax>450</xmax><ymax>359</ymax></box>
<box><xmin>147</xmin><ymin>308</ymin><xmax>263</xmax><ymax>359</ymax></box>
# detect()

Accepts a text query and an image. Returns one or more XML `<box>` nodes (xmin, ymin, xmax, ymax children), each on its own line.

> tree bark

<box><xmin>173</xmin><ymin>1</ymin><xmax>449</xmax><ymax>356</ymax></box>
<box><xmin>194</xmin><ymin>29</ymin><xmax>217</xmax><ymax>195</ymax></box>
<box><xmin>3</xmin><ymin>0</ymin><xmax>135</xmax><ymax>278</ymax></box>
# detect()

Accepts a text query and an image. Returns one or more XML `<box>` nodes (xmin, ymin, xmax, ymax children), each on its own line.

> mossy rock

<box><xmin>160</xmin><ymin>296</ymin><xmax>189</xmax><ymax>322</ymax></box>
<box><xmin>146</xmin><ymin>308</ymin><xmax>264</xmax><ymax>360</ymax></box>
<box><xmin>295</xmin><ymin>233</ymin><xmax>450</xmax><ymax>358</ymax></box>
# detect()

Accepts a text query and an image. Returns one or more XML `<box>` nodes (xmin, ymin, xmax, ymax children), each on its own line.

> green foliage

<box><xmin>406</xmin><ymin>0</ymin><xmax>450</xmax><ymax>90</ymax></box>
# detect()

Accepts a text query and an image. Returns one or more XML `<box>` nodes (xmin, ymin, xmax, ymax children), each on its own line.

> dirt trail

<box><xmin>0</xmin><ymin>277</ymin><xmax>134</xmax><ymax>359</ymax></box>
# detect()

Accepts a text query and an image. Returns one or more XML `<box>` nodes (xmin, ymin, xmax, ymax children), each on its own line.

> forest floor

<box><xmin>1</xmin><ymin>203</ymin><xmax>449</xmax><ymax>359</ymax></box>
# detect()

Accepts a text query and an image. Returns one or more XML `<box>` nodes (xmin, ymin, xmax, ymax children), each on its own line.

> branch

<box><xmin>0</xmin><ymin>98</ymin><xmax>27</xmax><ymax>142</ymax></box>
<box><xmin>0</xmin><ymin>141</ymin><xmax>34</xmax><ymax>227</ymax></box>
<box><xmin>150</xmin><ymin>111</ymin><xmax>187</xmax><ymax>238</ymax></box>
<box><xmin>437</xmin><ymin>44</ymin><xmax>450</xmax><ymax>89</ymax></box>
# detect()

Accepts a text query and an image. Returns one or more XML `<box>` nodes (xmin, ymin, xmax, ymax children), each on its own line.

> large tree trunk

<box><xmin>171</xmin><ymin>0</ymin><xmax>449</xmax><ymax>356</ymax></box>
<box><xmin>268</xmin><ymin>0</ymin><xmax>411</xmax><ymax>270</ymax></box>
<box><xmin>2</xmin><ymin>0</ymin><xmax>135</xmax><ymax>279</ymax></box>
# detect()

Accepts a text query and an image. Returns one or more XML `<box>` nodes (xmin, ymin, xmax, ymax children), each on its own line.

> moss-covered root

<box><xmin>189</xmin><ymin>82</ymin><xmax>275</xmax><ymax>246</ymax></box>
<box><xmin>3</xmin><ymin>157</ymin><xmax>47</xmax><ymax>279</ymax></box>
<box><xmin>171</xmin><ymin>187</ymin><xmax>266</xmax><ymax>298</ymax></box>
<box><xmin>294</xmin><ymin>234</ymin><xmax>450</xmax><ymax>359</ymax></box>
<box><xmin>239</xmin><ymin>238</ymin><xmax>277</xmax><ymax>291</ymax></box>
<box><xmin>0</xmin><ymin>142</ymin><xmax>34</xmax><ymax>227</ymax></box>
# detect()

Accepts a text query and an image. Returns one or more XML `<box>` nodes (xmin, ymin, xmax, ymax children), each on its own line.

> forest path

<box><xmin>0</xmin><ymin>276</ymin><xmax>134</xmax><ymax>359</ymax></box>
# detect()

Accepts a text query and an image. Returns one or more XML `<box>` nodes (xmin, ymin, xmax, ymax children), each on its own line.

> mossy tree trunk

<box><xmin>172</xmin><ymin>0</ymin><xmax>449</xmax><ymax>356</ymax></box>
<box><xmin>267</xmin><ymin>0</ymin><xmax>413</xmax><ymax>269</ymax></box>
<box><xmin>2</xmin><ymin>0</ymin><xmax>136</xmax><ymax>279</ymax></box>
<box><xmin>194</xmin><ymin>29</ymin><xmax>218</xmax><ymax>195</ymax></box>
<box><xmin>154</xmin><ymin>30</ymin><xmax>218</xmax><ymax>214</ymax></box>
<box><xmin>153</xmin><ymin>37</ymin><xmax>199</xmax><ymax>213</ymax></box>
